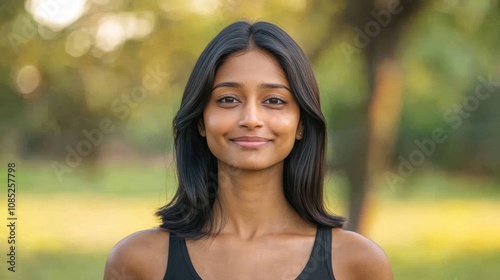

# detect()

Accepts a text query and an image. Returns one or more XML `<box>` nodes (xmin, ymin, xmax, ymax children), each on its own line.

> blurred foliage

<box><xmin>394</xmin><ymin>1</ymin><xmax>500</xmax><ymax>177</ymax></box>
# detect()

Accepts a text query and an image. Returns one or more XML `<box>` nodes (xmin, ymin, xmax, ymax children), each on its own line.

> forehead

<box><xmin>214</xmin><ymin>49</ymin><xmax>289</xmax><ymax>86</ymax></box>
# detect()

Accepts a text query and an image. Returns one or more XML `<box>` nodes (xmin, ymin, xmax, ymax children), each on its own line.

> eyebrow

<box><xmin>211</xmin><ymin>82</ymin><xmax>291</xmax><ymax>93</ymax></box>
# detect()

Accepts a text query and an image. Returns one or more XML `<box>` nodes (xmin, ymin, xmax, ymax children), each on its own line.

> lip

<box><xmin>230</xmin><ymin>136</ymin><xmax>271</xmax><ymax>148</ymax></box>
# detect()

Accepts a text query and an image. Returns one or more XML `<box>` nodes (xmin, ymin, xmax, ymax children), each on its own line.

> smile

<box><xmin>230</xmin><ymin>136</ymin><xmax>271</xmax><ymax>148</ymax></box>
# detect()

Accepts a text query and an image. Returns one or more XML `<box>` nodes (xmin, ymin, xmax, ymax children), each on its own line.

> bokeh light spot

<box><xmin>16</xmin><ymin>65</ymin><xmax>41</xmax><ymax>95</ymax></box>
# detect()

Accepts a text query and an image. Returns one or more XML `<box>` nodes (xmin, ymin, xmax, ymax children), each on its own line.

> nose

<box><xmin>238</xmin><ymin>101</ymin><xmax>264</xmax><ymax>129</ymax></box>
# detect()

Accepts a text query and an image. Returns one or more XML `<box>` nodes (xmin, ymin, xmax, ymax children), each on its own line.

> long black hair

<box><xmin>156</xmin><ymin>20</ymin><xmax>345</xmax><ymax>239</ymax></box>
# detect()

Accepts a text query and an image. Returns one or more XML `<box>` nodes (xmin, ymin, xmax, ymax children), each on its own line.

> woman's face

<box><xmin>199</xmin><ymin>49</ymin><xmax>303</xmax><ymax>171</ymax></box>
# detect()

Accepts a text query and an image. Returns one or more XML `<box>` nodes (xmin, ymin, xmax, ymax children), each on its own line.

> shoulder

<box><xmin>103</xmin><ymin>228</ymin><xmax>170</xmax><ymax>280</ymax></box>
<box><xmin>331</xmin><ymin>228</ymin><xmax>393</xmax><ymax>280</ymax></box>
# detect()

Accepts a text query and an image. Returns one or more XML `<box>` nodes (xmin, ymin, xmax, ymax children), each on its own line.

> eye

<box><xmin>264</xmin><ymin>97</ymin><xmax>286</xmax><ymax>105</ymax></box>
<box><xmin>217</xmin><ymin>96</ymin><xmax>240</xmax><ymax>104</ymax></box>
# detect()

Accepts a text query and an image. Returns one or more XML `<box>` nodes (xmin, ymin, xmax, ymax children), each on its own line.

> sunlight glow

<box><xmin>95</xmin><ymin>16</ymin><xmax>125</xmax><ymax>52</ymax></box>
<box><xmin>27</xmin><ymin>0</ymin><xmax>88</xmax><ymax>32</ymax></box>
<box><xmin>95</xmin><ymin>12</ymin><xmax>155</xmax><ymax>52</ymax></box>
<box><xmin>191</xmin><ymin>0</ymin><xmax>219</xmax><ymax>14</ymax></box>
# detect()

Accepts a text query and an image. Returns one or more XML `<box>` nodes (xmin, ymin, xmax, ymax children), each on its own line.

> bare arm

<box><xmin>103</xmin><ymin>228</ymin><xmax>169</xmax><ymax>280</ymax></box>
<box><xmin>332</xmin><ymin>229</ymin><xmax>393</xmax><ymax>280</ymax></box>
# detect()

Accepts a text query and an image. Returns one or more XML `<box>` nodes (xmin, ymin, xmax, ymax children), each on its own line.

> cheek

<box><xmin>203</xmin><ymin>109</ymin><xmax>235</xmax><ymax>150</ymax></box>
<box><xmin>203</xmin><ymin>107</ymin><xmax>220</xmax><ymax>132</ymax></box>
<box><xmin>269</xmin><ymin>113</ymin><xmax>300</xmax><ymax>136</ymax></box>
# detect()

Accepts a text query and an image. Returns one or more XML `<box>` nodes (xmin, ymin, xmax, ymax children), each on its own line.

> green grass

<box><xmin>10</xmin><ymin>160</ymin><xmax>500</xmax><ymax>200</ymax></box>
<box><xmin>6</xmin><ymin>160</ymin><xmax>176</xmax><ymax>197</ymax></box>
<box><xmin>0</xmin><ymin>251</ymin><xmax>106</xmax><ymax>280</ymax></box>
<box><xmin>390</xmin><ymin>248</ymin><xmax>500</xmax><ymax>280</ymax></box>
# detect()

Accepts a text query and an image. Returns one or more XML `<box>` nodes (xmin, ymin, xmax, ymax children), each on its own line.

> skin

<box><xmin>104</xmin><ymin>49</ymin><xmax>393</xmax><ymax>280</ymax></box>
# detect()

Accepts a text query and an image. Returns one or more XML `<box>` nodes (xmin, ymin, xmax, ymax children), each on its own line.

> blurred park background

<box><xmin>0</xmin><ymin>0</ymin><xmax>499</xmax><ymax>279</ymax></box>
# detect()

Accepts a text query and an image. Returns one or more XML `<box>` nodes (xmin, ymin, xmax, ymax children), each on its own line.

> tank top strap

<box><xmin>296</xmin><ymin>226</ymin><xmax>335</xmax><ymax>280</ymax></box>
<box><xmin>319</xmin><ymin>226</ymin><xmax>333</xmax><ymax>265</ymax></box>
<box><xmin>163</xmin><ymin>232</ymin><xmax>200</xmax><ymax>280</ymax></box>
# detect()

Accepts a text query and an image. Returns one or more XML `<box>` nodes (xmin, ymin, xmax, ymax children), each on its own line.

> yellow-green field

<box><xmin>0</xmin><ymin>163</ymin><xmax>499</xmax><ymax>279</ymax></box>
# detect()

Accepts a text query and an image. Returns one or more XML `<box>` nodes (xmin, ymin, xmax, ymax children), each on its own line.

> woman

<box><xmin>104</xmin><ymin>20</ymin><xmax>393</xmax><ymax>280</ymax></box>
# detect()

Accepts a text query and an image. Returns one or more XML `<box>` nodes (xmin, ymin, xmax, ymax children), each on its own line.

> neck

<box><xmin>210</xmin><ymin>161</ymin><xmax>307</xmax><ymax>239</ymax></box>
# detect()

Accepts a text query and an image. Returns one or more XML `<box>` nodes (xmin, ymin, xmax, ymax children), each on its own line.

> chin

<box><xmin>219</xmin><ymin>160</ymin><xmax>283</xmax><ymax>173</ymax></box>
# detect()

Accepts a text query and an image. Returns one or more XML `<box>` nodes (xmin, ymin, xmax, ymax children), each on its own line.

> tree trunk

<box><xmin>341</xmin><ymin>0</ymin><xmax>425</xmax><ymax>232</ymax></box>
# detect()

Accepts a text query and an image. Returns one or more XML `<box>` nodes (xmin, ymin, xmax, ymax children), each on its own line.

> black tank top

<box><xmin>163</xmin><ymin>226</ymin><xmax>336</xmax><ymax>280</ymax></box>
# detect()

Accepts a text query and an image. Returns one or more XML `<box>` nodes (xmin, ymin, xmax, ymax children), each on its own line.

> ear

<box><xmin>296</xmin><ymin>120</ymin><xmax>304</xmax><ymax>140</ymax></box>
<box><xmin>198</xmin><ymin>118</ymin><xmax>206</xmax><ymax>137</ymax></box>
